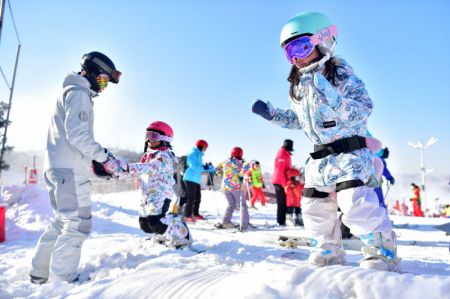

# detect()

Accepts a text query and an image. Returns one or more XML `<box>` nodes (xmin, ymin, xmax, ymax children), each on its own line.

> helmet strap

<box><xmin>298</xmin><ymin>40</ymin><xmax>336</xmax><ymax>74</ymax></box>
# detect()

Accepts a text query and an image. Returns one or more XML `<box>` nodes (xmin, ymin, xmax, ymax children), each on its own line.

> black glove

<box><xmin>92</xmin><ymin>160</ymin><xmax>113</xmax><ymax>179</ymax></box>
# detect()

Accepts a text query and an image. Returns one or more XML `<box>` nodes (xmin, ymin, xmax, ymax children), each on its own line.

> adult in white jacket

<box><xmin>30</xmin><ymin>52</ymin><xmax>125</xmax><ymax>284</ymax></box>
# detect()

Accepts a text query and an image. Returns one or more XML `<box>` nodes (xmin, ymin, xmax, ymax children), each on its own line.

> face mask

<box><xmin>96</xmin><ymin>75</ymin><xmax>109</xmax><ymax>92</ymax></box>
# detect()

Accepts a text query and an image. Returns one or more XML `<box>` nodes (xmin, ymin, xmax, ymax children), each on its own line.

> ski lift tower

<box><xmin>0</xmin><ymin>0</ymin><xmax>21</xmax><ymax>178</ymax></box>
<box><xmin>407</xmin><ymin>137</ymin><xmax>438</xmax><ymax>211</ymax></box>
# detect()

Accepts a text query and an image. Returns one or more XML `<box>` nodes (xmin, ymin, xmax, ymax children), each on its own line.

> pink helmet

<box><xmin>146</xmin><ymin>121</ymin><xmax>173</xmax><ymax>138</ymax></box>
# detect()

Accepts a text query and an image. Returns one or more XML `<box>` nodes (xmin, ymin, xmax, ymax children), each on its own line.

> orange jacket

<box><xmin>285</xmin><ymin>181</ymin><xmax>304</xmax><ymax>207</ymax></box>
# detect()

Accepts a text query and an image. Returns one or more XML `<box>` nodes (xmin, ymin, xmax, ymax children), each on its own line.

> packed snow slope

<box><xmin>1</xmin><ymin>185</ymin><xmax>449</xmax><ymax>299</ymax></box>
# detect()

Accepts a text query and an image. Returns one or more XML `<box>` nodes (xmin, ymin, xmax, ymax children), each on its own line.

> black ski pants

<box><xmin>274</xmin><ymin>184</ymin><xmax>287</xmax><ymax>225</ymax></box>
<box><xmin>139</xmin><ymin>199</ymin><xmax>171</xmax><ymax>234</ymax></box>
<box><xmin>184</xmin><ymin>181</ymin><xmax>201</xmax><ymax>217</ymax></box>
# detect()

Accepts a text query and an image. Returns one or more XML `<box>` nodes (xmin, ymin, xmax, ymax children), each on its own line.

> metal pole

<box><xmin>0</xmin><ymin>0</ymin><xmax>6</xmax><ymax>44</ymax></box>
<box><xmin>0</xmin><ymin>43</ymin><xmax>20</xmax><ymax>178</ymax></box>
<box><xmin>419</xmin><ymin>147</ymin><xmax>427</xmax><ymax>211</ymax></box>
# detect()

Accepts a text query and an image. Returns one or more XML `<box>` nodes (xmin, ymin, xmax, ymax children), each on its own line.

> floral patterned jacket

<box><xmin>129</xmin><ymin>149</ymin><xmax>177</xmax><ymax>216</ymax></box>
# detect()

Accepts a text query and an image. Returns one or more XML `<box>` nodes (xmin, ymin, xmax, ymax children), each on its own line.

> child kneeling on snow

<box><xmin>128</xmin><ymin>121</ymin><xmax>191</xmax><ymax>248</ymax></box>
<box><xmin>284</xmin><ymin>168</ymin><xmax>304</xmax><ymax>226</ymax></box>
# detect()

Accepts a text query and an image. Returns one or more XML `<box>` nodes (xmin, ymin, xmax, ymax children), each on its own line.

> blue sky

<box><xmin>0</xmin><ymin>0</ymin><xmax>449</xmax><ymax>176</ymax></box>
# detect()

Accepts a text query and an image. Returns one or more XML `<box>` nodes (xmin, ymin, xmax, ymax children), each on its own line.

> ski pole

<box><xmin>210</xmin><ymin>176</ymin><xmax>221</xmax><ymax>217</ymax></box>
<box><xmin>384</xmin><ymin>181</ymin><xmax>392</xmax><ymax>208</ymax></box>
<box><xmin>240</xmin><ymin>189</ymin><xmax>244</xmax><ymax>231</ymax></box>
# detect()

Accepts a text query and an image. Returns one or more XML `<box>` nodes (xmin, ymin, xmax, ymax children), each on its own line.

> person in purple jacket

<box><xmin>374</xmin><ymin>147</ymin><xmax>395</xmax><ymax>209</ymax></box>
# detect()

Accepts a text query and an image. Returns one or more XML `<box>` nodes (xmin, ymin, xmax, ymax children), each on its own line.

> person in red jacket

<box><xmin>272</xmin><ymin>139</ymin><xmax>293</xmax><ymax>225</ymax></box>
<box><xmin>410</xmin><ymin>183</ymin><xmax>424</xmax><ymax>217</ymax></box>
<box><xmin>284</xmin><ymin>168</ymin><xmax>304</xmax><ymax>226</ymax></box>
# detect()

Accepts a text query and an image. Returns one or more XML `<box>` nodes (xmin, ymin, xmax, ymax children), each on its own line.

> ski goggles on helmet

<box><xmin>145</xmin><ymin>130</ymin><xmax>173</xmax><ymax>143</ymax></box>
<box><xmin>284</xmin><ymin>25</ymin><xmax>338</xmax><ymax>64</ymax></box>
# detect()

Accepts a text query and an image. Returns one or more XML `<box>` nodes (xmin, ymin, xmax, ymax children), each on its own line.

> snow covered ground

<box><xmin>1</xmin><ymin>185</ymin><xmax>450</xmax><ymax>299</ymax></box>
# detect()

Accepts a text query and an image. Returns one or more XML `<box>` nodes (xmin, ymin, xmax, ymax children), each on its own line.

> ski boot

<box><xmin>307</xmin><ymin>242</ymin><xmax>346</xmax><ymax>267</ymax></box>
<box><xmin>214</xmin><ymin>222</ymin><xmax>239</xmax><ymax>229</ymax></box>
<box><xmin>359</xmin><ymin>231</ymin><xmax>400</xmax><ymax>271</ymax></box>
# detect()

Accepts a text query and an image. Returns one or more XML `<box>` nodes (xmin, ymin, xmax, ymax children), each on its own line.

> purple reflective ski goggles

<box><xmin>284</xmin><ymin>25</ymin><xmax>338</xmax><ymax>64</ymax></box>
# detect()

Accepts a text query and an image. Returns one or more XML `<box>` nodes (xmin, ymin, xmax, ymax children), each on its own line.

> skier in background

<box><xmin>246</xmin><ymin>160</ymin><xmax>267</xmax><ymax>209</ymax></box>
<box><xmin>183</xmin><ymin>139</ymin><xmax>209</xmax><ymax>222</ymax></box>
<box><xmin>214</xmin><ymin>147</ymin><xmax>251</xmax><ymax>230</ymax></box>
<box><xmin>271</xmin><ymin>139</ymin><xmax>294</xmax><ymax>226</ymax></box>
<box><xmin>410</xmin><ymin>183</ymin><xmax>425</xmax><ymax>217</ymax></box>
<box><xmin>130</xmin><ymin>121</ymin><xmax>192</xmax><ymax>248</ymax></box>
<box><xmin>30</xmin><ymin>52</ymin><xmax>127</xmax><ymax>284</ymax></box>
<box><xmin>284</xmin><ymin>168</ymin><xmax>304</xmax><ymax>226</ymax></box>
<box><xmin>374</xmin><ymin>147</ymin><xmax>395</xmax><ymax>209</ymax></box>
<box><xmin>252</xmin><ymin>12</ymin><xmax>399</xmax><ymax>271</ymax></box>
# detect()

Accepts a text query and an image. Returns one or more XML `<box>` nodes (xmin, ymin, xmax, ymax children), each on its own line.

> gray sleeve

<box><xmin>64</xmin><ymin>90</ymin><xmax>108</xmax><ymax>162</ymax></box>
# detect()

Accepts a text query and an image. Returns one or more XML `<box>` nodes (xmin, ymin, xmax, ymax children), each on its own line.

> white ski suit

<box><xmin>30</xmin><ymin>73</ymin><xmax>108</xmax><ymax>282</ymax></box>
<box><xmin>268</xmin><ymin>58</ymin><xmax>393</xmax><ymax>245</ymax></box>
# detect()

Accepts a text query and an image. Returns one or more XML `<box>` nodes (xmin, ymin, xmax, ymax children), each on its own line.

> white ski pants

<box><xmin>301</xmin><ymin>185</ymin><xmax>393</xmax><ymax>245</ymax></box>
<box><xmin>30</xmin><ymin>168</ymin><xmax>92</xmax><ymax>282</ymax></box>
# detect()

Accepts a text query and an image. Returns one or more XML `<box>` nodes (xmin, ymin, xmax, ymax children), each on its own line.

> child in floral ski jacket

<box><xmin>252</xmin><ymin>12</ymin><xmax>399</xmax><ymax>271</ymax></box>
<box><xmin>129</xmin><ymin>121</ymin><xmax>191</xmax><ymax>248</ymax></box>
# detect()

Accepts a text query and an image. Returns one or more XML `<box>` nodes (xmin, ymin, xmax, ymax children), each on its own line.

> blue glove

<box><xmin>252</xmin><ymin>99</ymin><xmax>274</xmax><ymax>121</ymax></box>
<box><xmin>389</xmin><ymin>177</ymin><xmax>395</xmax><ymax>185</ymax></box>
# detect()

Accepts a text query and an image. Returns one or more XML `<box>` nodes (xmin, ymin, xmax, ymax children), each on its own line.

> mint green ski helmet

<box><xmin>280</xmin><ymin>11</ymin><xmax>336</xmax><ymax>48</ymax></box>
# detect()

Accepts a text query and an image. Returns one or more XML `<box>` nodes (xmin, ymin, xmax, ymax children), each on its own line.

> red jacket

<box><xmin>285</xmin><ymin>181</ymin><xmax>304</xmax><ymax>207</ymax></box>
<box><xmin>271</xmin><ymin>147</ymin><xmax>292</xmax><ymax>186</ymax></box>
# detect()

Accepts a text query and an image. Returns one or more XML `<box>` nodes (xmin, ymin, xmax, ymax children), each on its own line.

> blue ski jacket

<box><xmin>183</xmin><ymin>147</ymin><xmax>205</xmax><ymax>184</ymax></box>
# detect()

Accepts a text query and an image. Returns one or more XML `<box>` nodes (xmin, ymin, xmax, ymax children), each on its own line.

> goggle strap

<box><xmin>310</xmin><ymin>25</ymin><xmax>338</xmax><ymax>46</ymax></box>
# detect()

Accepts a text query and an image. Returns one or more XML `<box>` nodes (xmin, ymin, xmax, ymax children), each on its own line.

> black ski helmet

<box><xmin>81</xmin><ymin>51</ymin><xmax>121</xmax><ymax>91</ymax></box>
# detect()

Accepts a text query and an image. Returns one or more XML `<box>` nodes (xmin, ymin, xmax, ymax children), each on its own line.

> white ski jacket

<box><xmin>45</xmin><ymin>73</ymin><xmax>108</xmax><ymax>171</ymax></box>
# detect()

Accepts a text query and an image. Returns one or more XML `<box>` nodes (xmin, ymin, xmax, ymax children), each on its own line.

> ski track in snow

<box><xmin>1</xmin><ymin>187</ymin><xmax>450</xmax><ymax>299</ymax></box>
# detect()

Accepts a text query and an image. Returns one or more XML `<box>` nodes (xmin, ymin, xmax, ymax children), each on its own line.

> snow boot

<box><xmin>294</xmin><ymin>214</ymin><xmax>304</xmax><ymax>226</ymax></box>
<box><xmin>286</xmin><ymin>214</ymin><xmax>295</xmax><ymax>226</ymax></box>
<box><xmin>30</xmin><ymin>275</ymin><xmax>48</xmax><ymax>285</ymax></box>
<box><xmin>307</xmin><ymin>242</ymin><xmax>346</xmax><ymax>267</ymax></box>
<box><xmin>359</xmin><ymin>231</ymin><xmax>400</xmax><ymax>271</ymax></box>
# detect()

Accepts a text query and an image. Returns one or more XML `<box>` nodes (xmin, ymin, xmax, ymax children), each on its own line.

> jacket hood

<box><xmin>193</xmin><ymin>147</ymin><xmax>204</xmax><ymax>157</ymax></box>
<box><xmin>62</xmin><ymin>72</ymin><xmax>97</xmax><ymax>97</ymax></box>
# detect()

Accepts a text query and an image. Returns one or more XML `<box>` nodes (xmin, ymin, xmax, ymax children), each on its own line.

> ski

<box><xmin>276</xmin><ymin>235</ymin><xmax>365</xmax><ymax>251</ymax></box>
